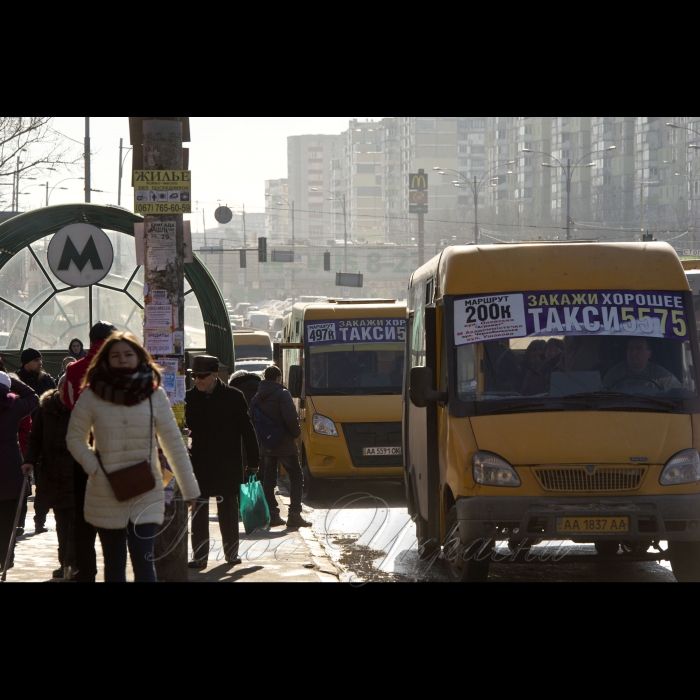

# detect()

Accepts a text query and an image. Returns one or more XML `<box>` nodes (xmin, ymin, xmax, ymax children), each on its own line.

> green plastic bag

<box><xmin>240</xmin><ymin>476</ymin><xmax>270</xmax><ymax>535</ymax></box>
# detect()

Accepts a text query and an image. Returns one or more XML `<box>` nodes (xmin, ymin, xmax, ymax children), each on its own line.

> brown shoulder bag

<box><xmin>96</xmin><ymin>398</ymin><xmax>157</xmax><ymax>503</ymax></box>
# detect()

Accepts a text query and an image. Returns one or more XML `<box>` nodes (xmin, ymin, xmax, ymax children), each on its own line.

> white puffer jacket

<box><xmin>66</xmin><ymin>387</ymin><xmax>200</xmax><ymax>530</ymax></box>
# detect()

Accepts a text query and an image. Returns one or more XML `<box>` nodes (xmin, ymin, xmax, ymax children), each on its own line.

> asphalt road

<box><xmin>305</xmin><ymin>480</ymin><xmax>678</xmax><ymax>583</ymax></box>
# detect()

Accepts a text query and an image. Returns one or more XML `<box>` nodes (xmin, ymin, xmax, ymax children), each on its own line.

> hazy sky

<box><xmin>27</xmin><ymin>117</ymin><xmax>383</xmax><ymax>228</ymax></box>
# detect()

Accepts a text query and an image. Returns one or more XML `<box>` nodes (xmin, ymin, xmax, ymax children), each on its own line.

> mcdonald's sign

<box><xmin>410</xmin><ymin>173</ymin><xmax>429</xmax><ymax>191</ymax></box>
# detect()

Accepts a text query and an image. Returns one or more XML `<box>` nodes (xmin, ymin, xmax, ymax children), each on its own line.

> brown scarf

<box><xmin>90</xmin><ymin>361</ymin><xmax>156</xmax><ymax>407</ymax></box>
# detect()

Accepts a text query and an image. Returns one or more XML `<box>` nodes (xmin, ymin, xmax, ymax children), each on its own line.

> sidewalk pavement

<box><xmin>4</xmin><ymin>491</ymin><xmax>338</xmax><ymax>584</ymax></box>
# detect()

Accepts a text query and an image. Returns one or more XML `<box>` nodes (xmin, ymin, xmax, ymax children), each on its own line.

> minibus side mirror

<box><xmin>289</xmin><ymin>365</ymin><xmax>303</xmax><ymax>399</ymax></box>
<box><xmin>410</xmin><ymin>367</ymin><xmax>447</xmax><ymax>408</ymax></box>
<box><xmin>273</xmin><ymin>342</ymin><xmax>281</xmax><ymax>368</ymax></box>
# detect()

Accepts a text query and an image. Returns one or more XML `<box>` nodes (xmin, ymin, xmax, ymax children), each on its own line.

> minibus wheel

<box><xmin>444</xmin><ymin>507</ymin><xmax>491</xmax><ymax>583</ymax></box>
<box><xmin>668</xmin><ymin>542</ymin><xmax>700</xmax><ymax>583</ymax></box>
<box><xmin>302</xmin><ymin>454</ymin><xmax>320</xmax><ymax>501</ymax></box>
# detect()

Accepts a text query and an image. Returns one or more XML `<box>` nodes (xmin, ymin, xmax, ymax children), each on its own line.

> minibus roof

<box><xmin>411</xmin><ymin>242</ymin><xmax>690</xmax><ymax>299</ymax></box>
<box><xmin>233</xmin><ymin>330</ymin><xmax>271</xmax><ymax>345</ymax></box>
<box><xmin>295</xmin><ymin>301</ymin><xmax>407</xmax><ymax>321</ymax></box>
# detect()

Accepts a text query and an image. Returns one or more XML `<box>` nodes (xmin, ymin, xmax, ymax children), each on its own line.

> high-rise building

<box><xmin>287</xmin><ymin>134</ymin><xmax>343</xmax><ymax>244</ymax></box>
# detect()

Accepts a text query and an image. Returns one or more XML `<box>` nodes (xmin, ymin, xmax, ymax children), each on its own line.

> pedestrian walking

<box><xmin>62</xmin><ymin>321</ymin><xmax>116</xmax><ymax>583</ymax></box>
<box><xmin>68</xmin><ymin>339</ymin><xmax>87</xmax><ymax>362</ymax></box>
<box><xmin>0</xmin><ymin>372</ymin><xmax>39</xmax><ymax>574</ymax></box>
<box><xmin>22</xmin><ymin>377</ymin><xmax>77</xmax><ymax>580</ymax></box>
<box><xmin>230</xmin><ymin>370</ymin><xmax>264</xmax><ymax>480</ymax></box>
<box><xmin>66</xmin><ymin>333</ymin><xmax>200</xmax><ymax>584</ymax></box>
<box><xmin>186</xmin><ymin>356</ymin><xmax>260</xmax><ymax>568</ymax></box>
<box><xmin>252</xmin><ymin>366</ymin><xmax>311</xmax><ymax>530</ymax></box>
<box><xmin>16</xmin><ymin>349</ymin><xmax>55</xmax><ymax>535</ymax></box>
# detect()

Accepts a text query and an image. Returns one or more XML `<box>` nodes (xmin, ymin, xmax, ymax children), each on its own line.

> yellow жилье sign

<box><xmin>134</xmin><ymin>170</ymin><xmax>191</xmax><ymax>214</ymax></box>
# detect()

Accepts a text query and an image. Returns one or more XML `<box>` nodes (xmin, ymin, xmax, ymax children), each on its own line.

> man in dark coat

<box><xmin>254</xmin><ymin>366</ymin><xmax>311</xmax><ymax>530</ymax></box>
<box><xmin>0</xmin><ymin>373</ymin><xmax>39</xmax><ymax>573</ymax></box>
<box><xmin>186</xmin><ymin>356</ymin><xmax>260</xmax><ymax>568</ymax></box>
<box><xmin>23</xmin><ymin>381</ymin><xmax>75</xmax><ymax>580</ymax></box>
<box><xmin>16</xmin><ymin>348</ymin><xmax>56</xmax><ymax>534</ymax></box>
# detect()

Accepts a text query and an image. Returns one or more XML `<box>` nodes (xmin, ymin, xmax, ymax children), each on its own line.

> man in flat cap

<box><xmin>186</xmin><ymin>356</ymin><xmax>260</xmax><ymax>568</ymax></box>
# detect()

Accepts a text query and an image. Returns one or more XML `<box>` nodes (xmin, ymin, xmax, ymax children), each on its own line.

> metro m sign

<box><xmin>410</xmin><ymin>173</ymin><xmax>429</xmax><ymax>191</ymax></box>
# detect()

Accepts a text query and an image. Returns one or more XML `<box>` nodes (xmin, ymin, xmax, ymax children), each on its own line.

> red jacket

<box><xmin>18</xmin><ymin>415</ymin><xmax>31</xmax><ymax>459</ymax></box>
<box><xmin>63</xmin><ymin>340</ymin><xmax>104</xmax><ymax>411</ymax></box>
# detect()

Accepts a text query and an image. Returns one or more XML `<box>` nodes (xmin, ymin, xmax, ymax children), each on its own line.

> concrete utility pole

<box><xmin>140</xmin><ymin>116</ymin><xmax>188</xmax><ymax>582</ymax></box>
<box><xmin>85</xmin><ymin>117</ymin><xmax>91</xmax><ymax>204</ymax></box>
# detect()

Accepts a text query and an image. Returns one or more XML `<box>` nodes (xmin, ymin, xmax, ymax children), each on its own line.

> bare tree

<box><xmin>0</xmin><ymin>117</ymin><xmax>79</xmax><ymax>208</ymax></box>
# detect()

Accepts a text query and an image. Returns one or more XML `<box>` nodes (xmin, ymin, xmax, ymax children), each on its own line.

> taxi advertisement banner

<box><xmin>454</xmin><ymin>290</ymin><xmax>690</xmax><ymax>347</ymax></box>
<box><xmin>307</xmin><ymin>318</ymin><xmax>407</xmax><ymax>347</ymax></box>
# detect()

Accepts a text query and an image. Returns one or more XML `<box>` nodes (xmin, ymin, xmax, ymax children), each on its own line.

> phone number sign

<box><xmin>454</xmin><ymin>290</ymin><xmax>690</xmax><ymax>346</ymax></box>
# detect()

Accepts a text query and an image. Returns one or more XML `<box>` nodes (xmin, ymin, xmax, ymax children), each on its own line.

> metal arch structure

<box><xmin>0</xmin><ymin>204</ymin><xmax>234</xmax><ymax>370</ymax></box>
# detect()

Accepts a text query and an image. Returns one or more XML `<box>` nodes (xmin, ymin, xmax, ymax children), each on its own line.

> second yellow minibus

<box><xmin>406</xmin><ymin>242</ymin><xmax>700</xmax><ymax>582</ymax></box>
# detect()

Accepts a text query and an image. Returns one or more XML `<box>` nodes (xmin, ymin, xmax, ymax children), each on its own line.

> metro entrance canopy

<box><xmin>0</xmin><ymin>204</ymin><xmax>233</xmax><ymax>370</ymax></box>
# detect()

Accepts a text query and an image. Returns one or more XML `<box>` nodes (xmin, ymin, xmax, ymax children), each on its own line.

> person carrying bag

<box><xmin>66</xmin><ymin>332</ymin><xmax>200</xmax><ymax>584</ymax></box>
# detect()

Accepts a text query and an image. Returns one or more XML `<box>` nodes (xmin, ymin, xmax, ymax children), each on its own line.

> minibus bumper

<box><xmin>456</xmin><ymin>496</ymin><xmax>700</xmax><ymax>543</ymax></box>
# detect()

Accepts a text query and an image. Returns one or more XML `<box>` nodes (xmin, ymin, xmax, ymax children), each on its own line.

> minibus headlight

<box><xmin>313</xmin><ymin>414</ymin><xmax>339</xmax><ymax>437</ymax></box>
<box><xmin>660</xmin><ymin>450</ymin><xmax>700</xmax><ymax>486</ymax></box>
<box><xmin>473</xmin><ymin>452</ymin><xmax>521</xmax><ymax>488</ymax></box>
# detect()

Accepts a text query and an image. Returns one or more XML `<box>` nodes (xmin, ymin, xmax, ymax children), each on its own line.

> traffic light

<box><xmin>258</xmin><ymin>237</ymin><xmax>268</xmax><ymax>263</ymax></box>
<box><xmin>324</xmin><ymin>252</ymin><xmax>331</xmax><ymax>272</ymax></box>
<box><xmin>240</xmin><ymin>250</ymin><xmax>247</xmax><ymax>269</ymax></box>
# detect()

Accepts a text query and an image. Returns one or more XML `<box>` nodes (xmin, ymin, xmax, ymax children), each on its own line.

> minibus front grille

<box><xmin>342</xmin><ymin>423</ymin><xmax>403</xmax><ymax>468</ymax></box>
<box><xmin>534</xmin><ymin>467</ymin><xmax>646</xmax><ymax>492</ymax></box>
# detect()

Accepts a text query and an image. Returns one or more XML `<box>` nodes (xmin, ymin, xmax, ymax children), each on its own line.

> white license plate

<box><xmin>363</xmin><ymin>447</ymin><xmax>402</xmax><ymax>457</ymax></box>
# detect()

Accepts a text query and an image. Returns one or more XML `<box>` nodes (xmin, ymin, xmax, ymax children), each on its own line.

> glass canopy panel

<box><xmin>184</xmin><ymin>297</ymin><xmax>206</xmax><ymax>349</ymax></box>
<box><xmin>0</xmin><ymin>247</ymin><xmax>55</xmax><ymax>314</ymax></box>
<box><xmin>0</xmin><ymin>300</ymin><xmax>29</xmax><ymax>351</ymax></box>
<box><xmin>126</xmin><ymin>266</ymin><xmax>145</xmax><ymax>303</ymax></box>
<box><xmin>27</xmin><ymin>289</ymin><xmax>90</xmax><ymax>351</ymax></box>
<box><xmin>93</xmin><ymin>286</ymin><xmax>144</xmax><ymax>343</ymax></box>
<box><xmin>31</xmin><ymin>237</ymin><xmax>68</xmax><ymax>291</ymax></box>
<box><xmin>101</xmin><ymin>231</ymin><xmax>138</xmax><ymax>290</ymax></box>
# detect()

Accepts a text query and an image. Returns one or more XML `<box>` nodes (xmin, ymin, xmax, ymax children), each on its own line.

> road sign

<box><xmin>215</xmin><ymin>206</ymin><xmax>234</xmax><ymax>225</ymax></box>
<box><xmin>336</xmin><ymin>272</ymin><xmax>363</xmax><ymax>288</ymax></box>
<box><xmin>47</xmin><ymin>224</ymin><xmax>114</xmax><ymax>287</ymax></box>
<box><xmin>410</xmin><ymin>173</ymin><xmax>429</xmax><ymax>191</ymax></box>
<box><xmin>409</xmin><ymin>190</ymin><xmax>429</xmax><ymax>214</ymax></box>
<box><xmin>134</xmin><ymin>170</ymin><xmax>192</xmax><ymax>214</ymax></box>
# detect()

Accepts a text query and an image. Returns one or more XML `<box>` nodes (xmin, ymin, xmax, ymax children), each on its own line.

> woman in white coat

<box><xmin>66</xmin><ymin>332</ymin><xmax>200</xmax><ymax>583</ymax></box>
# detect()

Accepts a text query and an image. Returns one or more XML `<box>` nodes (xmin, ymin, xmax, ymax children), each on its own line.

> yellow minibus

<box><xmin>406</xmin><ymin>242</ymin><xmax>700</xmax><ymax>582</ymax></box>
<box><xmin>283</xmin><ymin>300</ymin><xmax>406</xmax><ymax>496</ymax></box>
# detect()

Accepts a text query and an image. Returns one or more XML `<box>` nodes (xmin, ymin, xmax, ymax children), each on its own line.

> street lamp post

<box><xmin>433</xmin><ymin>163</ymin><xmax>514</xmax><ymax>244</ymax></box>
<box><xmin>266</xmin><ymin>194</ymin><xmax>296</xmax><ymax>300</ymax></box>
<box><xmin>118</xmin><ymin>138</ymin><xmax>134</xmax><ymax>207</ymax></box>
<box><xmin>312</xmin><ymin>188</ymin><xmax>348</xmax><ymax>269</ymax></box>
<box><xmin>48</xmin><ymin>178</ymin><xmax>86</xmax><ymax>204</ymax></box>
<box><xmin>522</xmin><ymin>146</ymin><xmax>616</xmax><ymax>240</ymax></box>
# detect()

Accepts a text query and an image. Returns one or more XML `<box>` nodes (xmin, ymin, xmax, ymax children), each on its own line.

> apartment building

<box><xmin>287</xmin><ymin>134</ymin><xmax>343</xmax><ymax>244</ymax></box>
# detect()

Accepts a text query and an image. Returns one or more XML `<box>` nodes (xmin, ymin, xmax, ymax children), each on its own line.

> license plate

<box><xmin>556</xmin><ymin>517</ymin><xmax>630</xmax><ymax>534</ymax></box>
<box><xmin>363</xmin><ymin>447</ymin><xmax>402</xmax><ymax>457</ymax></box>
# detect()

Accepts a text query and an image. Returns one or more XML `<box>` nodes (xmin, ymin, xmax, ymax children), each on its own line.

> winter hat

<box><xmin>90</xmin><ymin>321</ymin><xmax>117</xmax><ymax>344</ymax></box>
<box><xmin>0</xmin><ymin>372</ymin><xmax>10</xmax><ymax>391</ymax></box>
<box><xmin>21</xmin><ymin>349</ymin><xmax>42</xmax><ymax>367</ymax></box>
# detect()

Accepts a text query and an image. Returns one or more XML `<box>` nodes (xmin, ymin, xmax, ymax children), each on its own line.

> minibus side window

<box><xmin>409</xmin><ymin>282</ymin><xmax>426</xmax><ymax>370</ymax></box>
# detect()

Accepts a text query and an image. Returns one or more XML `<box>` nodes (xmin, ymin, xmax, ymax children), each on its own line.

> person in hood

<box><xmin>16</xmin><ymin>349</ymin><xmax>55</xmax><ymax>534</ymax></box>
<box><xmin>68</xmin><ymin>339</ymin><xmax>87</xmax><ymax>362</ymax></box>
<box><xmin>63</xmin><ymin>321</ymin><xmax>116</xmax><ymax>584</ymax></box>
<box><xmin>23</xmin><ymin>376</ymin><xmax>76</xmax><ymax>580</ymax></box>
<box><xmin>253</xmin><ymin>366</ymin><xmax>311</xmax><ymax>530</ymax></box>
<box><xmin>0</xmin><ymin>372</ymin><xmax>39</xmax><ymax>574</ymax></box>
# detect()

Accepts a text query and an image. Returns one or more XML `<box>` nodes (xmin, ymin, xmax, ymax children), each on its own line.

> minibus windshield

<box><xmin>305</xmin><ymin>317</ymin><xmax>406</xmax><ymax>396</ymax></box>
<box><xmin>452</xmin><ymin>289</ymin><xmax>698</xmax><ymax>410</ymax></box>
